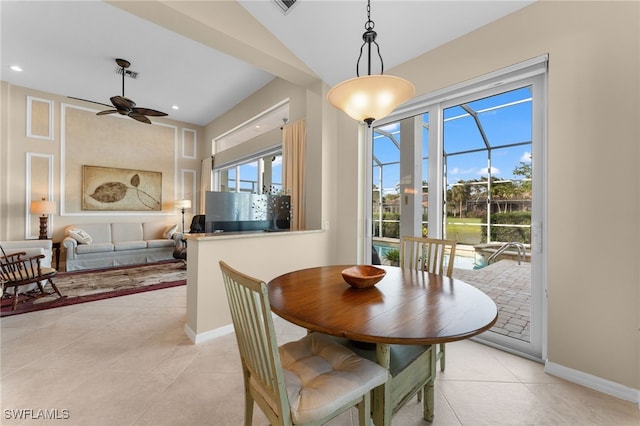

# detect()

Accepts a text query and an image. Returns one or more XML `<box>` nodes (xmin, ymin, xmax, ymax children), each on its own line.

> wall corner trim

<box><xmin>183</xmin><ymin>323</ymin><xmax>234</xmax><ymax>345</ymax></box>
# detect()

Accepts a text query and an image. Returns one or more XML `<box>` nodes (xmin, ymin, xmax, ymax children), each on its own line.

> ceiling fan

<box><xmin>70</xmin><ymin>58</ymin><xmax>168</xmax><ymax>124</ymax></box>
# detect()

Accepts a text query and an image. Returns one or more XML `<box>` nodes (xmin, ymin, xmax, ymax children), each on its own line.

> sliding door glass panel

<box><xmin>372</xmin><ymin>122</ymin><xmax>401</xmax><ymax>244</ymax></box>
<box><xmin>369</xmin><ymin>62</ymin><xmax>545</xmax><ymax>359</ymax></box>
<box><xmin>421</xmin><ymin>113</ymin><xmax>429</xmax><ymax>235</ymax></box>
<box><xmin>443</xmin><ymin>86</ymin><xmax>534</xmax><ymax>349</ymax></box>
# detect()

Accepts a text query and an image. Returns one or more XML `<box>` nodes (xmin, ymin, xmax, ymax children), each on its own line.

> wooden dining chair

<box><xmin>219</xmin><ymin>261</ymin><xmax>387</xmax><ymax>426</ymax></box>
<box><xmin>0</xmin><ymin>247</ymin><xmax>62</xmax><ymax>310</ymax></box>
<box><xmin>400</xmin><ymin>236</ymin><xmax>457</xmax><ymax>372</ymax></box>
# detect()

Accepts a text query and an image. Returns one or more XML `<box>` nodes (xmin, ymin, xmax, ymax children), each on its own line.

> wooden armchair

<box><xmin>400</xmin><ymin>236</ymin><xmax>457</xmax><ymax>372</ymax></box>
<box><xmin>0</xmin><ymin>248</ymin><xmax>62</xmax><ymax>310</ymax></box>
<box><xmin>219</xmin><ymin>261</ymin><xmax>387</xmax><ymax>425</ymax></box>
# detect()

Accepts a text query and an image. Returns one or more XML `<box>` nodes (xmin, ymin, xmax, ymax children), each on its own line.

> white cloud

<box><xmin>450</xmin><ymin>167</ymin><xmax>477</xmax><ymax>176</ymax></box>
<box><xmin>520</xmin><ymin>151</ymin><xmax>532</xmax><ymax>163</ymax></box>
<box><xmin>478</xmin><ymin>166</ymin><xmax>501</xmax><ymax>175</ymax></box>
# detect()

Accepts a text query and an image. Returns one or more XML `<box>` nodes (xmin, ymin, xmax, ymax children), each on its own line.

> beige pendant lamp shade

<box><xmin>328</xmin><ymin>74</ymin><xmax>414</xmax><ymax>125</ymax></box>
<box><xmin>328</xmin><ymin>0</ymin><xmax>415</xmax><ymax>127</ymax></box>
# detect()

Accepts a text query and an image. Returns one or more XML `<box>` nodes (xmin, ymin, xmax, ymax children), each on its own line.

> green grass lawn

<box><xmin>446</xmin><ymin>217</ymin><xmax>483</xmax><ymax>245</ymax></box>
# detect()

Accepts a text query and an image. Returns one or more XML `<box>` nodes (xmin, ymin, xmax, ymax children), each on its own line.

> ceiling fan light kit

<box><xmin>327</xmin><ymin>0</ymin><xmax>414</xmax><ymax>127</ymax></box>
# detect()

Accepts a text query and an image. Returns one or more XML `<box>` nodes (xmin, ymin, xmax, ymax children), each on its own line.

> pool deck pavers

<box><xmin>453</xmin><ymin>259</ymin><xmax>531</xmax><ymax>342</ymax></box>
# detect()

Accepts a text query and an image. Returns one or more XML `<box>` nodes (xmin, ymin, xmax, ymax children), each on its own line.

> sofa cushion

<box><xmin>76</xmin><ymin>243</ymin><xmax>114</xmax><ymax>254</ymax></box>
<box><xmin>146</xmin><ymin>239</ymin><xmax>175</xmax><ymax>248</ymax></box>
<box><xmin>142</xmin><ymin>222</ymin><xmax>173</xmax><ymax>241</ymax></box>
<box><xmin>114</xmin><ymin>241</ymin><xmax>147</xmax><ymax>251</ymax></box>
<box><xmin>111</xmin><ymin>223</ymin><xmax>143</xmax><ymax>243</ymax></box>
<box><xmin>67</xmin><ymin>228</ymin><xmax>93</xmax><ymax>244</ymax></box>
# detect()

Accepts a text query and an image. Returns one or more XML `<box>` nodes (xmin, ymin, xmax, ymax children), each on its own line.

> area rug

<box><xmin>1</xmin><ymin>260</ymin><xmax>186</xmax><ymax>317</ymax></box>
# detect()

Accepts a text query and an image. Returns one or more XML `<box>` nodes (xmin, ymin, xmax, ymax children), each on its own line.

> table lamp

<box><xmin>175</xmin><ymin>199</ymin><xmax>192</xmax><ymax>233</ymax></box>
<box><xmin>30</xmin><ymin>197</ymin><xmax>56</xmax><ymax>239</ymax></box>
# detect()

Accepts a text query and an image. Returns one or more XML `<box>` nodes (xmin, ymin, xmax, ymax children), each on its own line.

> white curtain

<box><xmin>199</xmin><ymin>156</ymin><xmax>213</xmax><ymax>215</ymax></box>
<box><xmin>282</xmin><ymin>119</ymin><xmax>306</xmax><ymax>230</ymax></box>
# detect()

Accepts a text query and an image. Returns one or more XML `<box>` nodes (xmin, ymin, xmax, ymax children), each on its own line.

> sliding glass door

<box><xmin>368</xmin><ymin>60</ymin><xmax>546</xmax><ymax>359</ymax></box>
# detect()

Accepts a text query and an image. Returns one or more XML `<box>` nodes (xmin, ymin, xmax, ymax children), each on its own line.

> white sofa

<box><xmin>63</xmin><ymin>222</ymin><xmax>179</xmax><ymax>271</ymax></box>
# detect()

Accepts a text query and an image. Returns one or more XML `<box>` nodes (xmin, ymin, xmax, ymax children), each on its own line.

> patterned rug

<box><xmin>1</xmin><ymin>260</ymin><xmax>186</xmax><ymax>317</ymax></box>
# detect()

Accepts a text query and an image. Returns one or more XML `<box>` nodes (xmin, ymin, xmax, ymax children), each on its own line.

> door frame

<box><xmin>363</xmin><ymin>56</ymin><xmax>548</xmax><ymax>360</ymax></box>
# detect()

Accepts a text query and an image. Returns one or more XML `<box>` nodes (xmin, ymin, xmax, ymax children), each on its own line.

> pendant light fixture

<box><xmin>327</xmin><ymin>0</ymin><xmax>415</xmax><ymax>127</ymax></box>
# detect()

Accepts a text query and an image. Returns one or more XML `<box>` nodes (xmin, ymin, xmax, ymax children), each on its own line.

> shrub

<box><xmin>482</xmin><ymin>211</ymin><xmax>531</xmax><ymax>243</ymax></box>
<box><xmin>384</xmin><ymin>249</ymin><xmax>400</xmax><ymax>266</ymax></box>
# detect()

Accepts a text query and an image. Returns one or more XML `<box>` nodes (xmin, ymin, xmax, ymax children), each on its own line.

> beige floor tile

<box><xmin>491</xmin><ymin>348</ymin><xmax>562</xmax><ymax>384</ymax></box>
<box><xmin>392</xmin><ymin>385</ymin><xmax>462</xmax><ymax>426</ymax></box>
<box><xmin>132</xmin><ymin>368</ymin><xmax>246</xmax><ymax>426</ymax></box>
<box><xmin>1</xmin><ymin>287</ymin><xmax>638</xmax><ymax>426</ymax></box>
<box><xmin>49</xmin><ymin>369</ymin><xmax>172</xmax><ymax>426</ymax></box>
<box><xmin>525</xmin><ymin>381</ymin><xmax>640</xmax><ymax>426</ymax></box>
<box><xmin>438</xmin><ymin>380</ymin><xmax>568</xmax><ymax>424</ymax></box>
<box><xmin>0</xmin><ymin>327</ymin><xmax>90</xmax><ymax>370</ymax></box>
<box><xmin>437</xmin><ymin>340</ymin><xmax>520</xmax><ymax>383</ymax></box>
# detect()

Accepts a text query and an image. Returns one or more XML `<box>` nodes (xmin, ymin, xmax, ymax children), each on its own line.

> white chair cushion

<box><xmin>278</xmin><ymin>333</ymin><xmax>387</xmax><ymax>424</ymax></box>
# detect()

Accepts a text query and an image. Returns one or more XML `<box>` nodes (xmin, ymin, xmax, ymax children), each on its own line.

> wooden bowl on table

<box><xmin>341</xmin><ymin>265</ymin><xmax>386</xmax><ymax>289</ymax></box>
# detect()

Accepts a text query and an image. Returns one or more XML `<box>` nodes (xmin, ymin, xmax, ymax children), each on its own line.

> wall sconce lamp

<box><xmin>327</xmin><ymin>0</ymin><xmax>415</xmax><ymax>127</ymax></box>
<box><xmin>175</xmin><ymin>199</ymin><xmax>192</xmax><ymax>233</ymax></box>
<box><xmin>30</xmin><ymin>197</ymin><xmax>56</xmax><ymax>240</ymax></box>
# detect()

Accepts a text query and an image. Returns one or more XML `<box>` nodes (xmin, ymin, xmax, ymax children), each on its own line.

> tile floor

<box><xmin>1</xmin><ymin>286</ymin><xmax>638</xmax><ymax>425</ymax></box>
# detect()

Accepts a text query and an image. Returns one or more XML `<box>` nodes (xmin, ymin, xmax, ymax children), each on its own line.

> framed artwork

<box><xmin>82</xmin><ymin>165</ymin><xmax>162</xmax><ymax>211</ymax></box>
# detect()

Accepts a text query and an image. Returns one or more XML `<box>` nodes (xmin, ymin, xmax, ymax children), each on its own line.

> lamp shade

<box><xmin>327</xmin><ymin>74</ymin><xmax>415</xmax><ymax>125</ymax></box>
<box><xmin>175</xmin><ymin>199</ymin><xmax>191</xmax><ymax>209</ymax></box>
<box><xmin>30</xmin><ymin>200</ymin><xmax>56</xmax><ymax>215</ymax></box>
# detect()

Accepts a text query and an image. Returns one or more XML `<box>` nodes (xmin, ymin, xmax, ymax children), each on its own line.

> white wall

<box><xmin>379</xmin><ymin>1</ymin><xmax>640</xmax><ymax>392</ymax></box>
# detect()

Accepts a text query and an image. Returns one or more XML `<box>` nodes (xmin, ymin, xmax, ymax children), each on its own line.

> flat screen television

<box><xmin>204</xmin><ymin>191</ymin><xmax>290</xmax><ymax>233</ymax></box>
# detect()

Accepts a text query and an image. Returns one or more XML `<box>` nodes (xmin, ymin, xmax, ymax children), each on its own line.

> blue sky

<box><xmin>374</xmin><ymin>86</ymin><xmax>532</xmax><ymax>195</ymax></box>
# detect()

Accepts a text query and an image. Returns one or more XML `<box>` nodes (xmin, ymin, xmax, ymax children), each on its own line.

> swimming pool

<box><xmin>373</xmin><ymin>242</ymin><xmax>487</xmax><ymax>270</ymax></box>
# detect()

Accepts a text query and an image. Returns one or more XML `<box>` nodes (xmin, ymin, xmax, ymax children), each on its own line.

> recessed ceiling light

<box><xmin>255</xmin><ymin>125</ymin><xmax>261</xmax><ymax>129</ymax></box>
<box><xmin>10</xmin><ymin>65</ymin><xmax>23</xmax><ymax>72</ymax></box>
<box><xmin>172</xmin><ymin>105</ymin><xmax>179</xmax><ymax>110</ymax></box>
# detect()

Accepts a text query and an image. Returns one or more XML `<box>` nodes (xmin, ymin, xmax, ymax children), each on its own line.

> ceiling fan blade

<box><xmin>96</xmin><ymin>110</ymin><xmax>118</xmax><ymax>116</ymax></box>
<box><xmin>67</xmin><ymin>96</ymin><xmax>113</xmax><ymax>108</ymax></box>
<box><xmin>110</xmin><ymin>96</ymin><xmax>135</xmax><ymax>111</ymax></box>
<box><xmin>132</xmin><ymin>107</ymin><xmax>168</xmax><ymax>117</ymax></box>
<box><xmin>129</xmin><ymin>113</ymin><xmax>152</xmax><ymax>124</ymax></box>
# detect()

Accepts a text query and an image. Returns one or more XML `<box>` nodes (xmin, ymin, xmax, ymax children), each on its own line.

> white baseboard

<box><xmin>545</xmin><ymin>360</ymin><xmax>640</xmax><ymax>407</ymax></box>
<box><xmin>184</xmin><ymin>323</ymin><xmax>234</xmax><ymax>345</ymax></box>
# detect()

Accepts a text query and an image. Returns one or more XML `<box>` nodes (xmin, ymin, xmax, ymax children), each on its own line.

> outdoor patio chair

<box><xmin>400</xmin><ymin>236</ymin><xmax>457</xmax><ymax>372</ymax></box>
<box><xmin>219</xmin><ymin>261</ymin><xmax>387</xmax><ymax>426</ymax></box>
<box><xmin>0</xmin><ymin>246</ymin><xmax>62</xmax><ymax>310</ymax></box>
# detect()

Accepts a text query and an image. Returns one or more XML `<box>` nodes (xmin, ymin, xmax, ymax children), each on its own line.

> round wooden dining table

<box><xmin>268</xmin><ymin>264</ymin><xmax>498</xmax><ymax>425</ymax></box>
<box><xmin>268</xmin><ymin>264</ymin><xmax>498</xmax><ymax>345</ymax></box>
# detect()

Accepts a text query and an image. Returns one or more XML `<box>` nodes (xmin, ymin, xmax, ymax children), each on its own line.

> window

<box><xmin>216</xmin><ymin>150</ymin><xmax>283</xmax><ymax>194</ymax></box>
<box><xmin>367</xmin><ymin>56</ymin><xmax>547</xmax><ymax>359</ymax></box>
<box><xmin>212</xmin><ymin>102</ymin><xmax>288</xmax><ymax>194</ymax></box>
